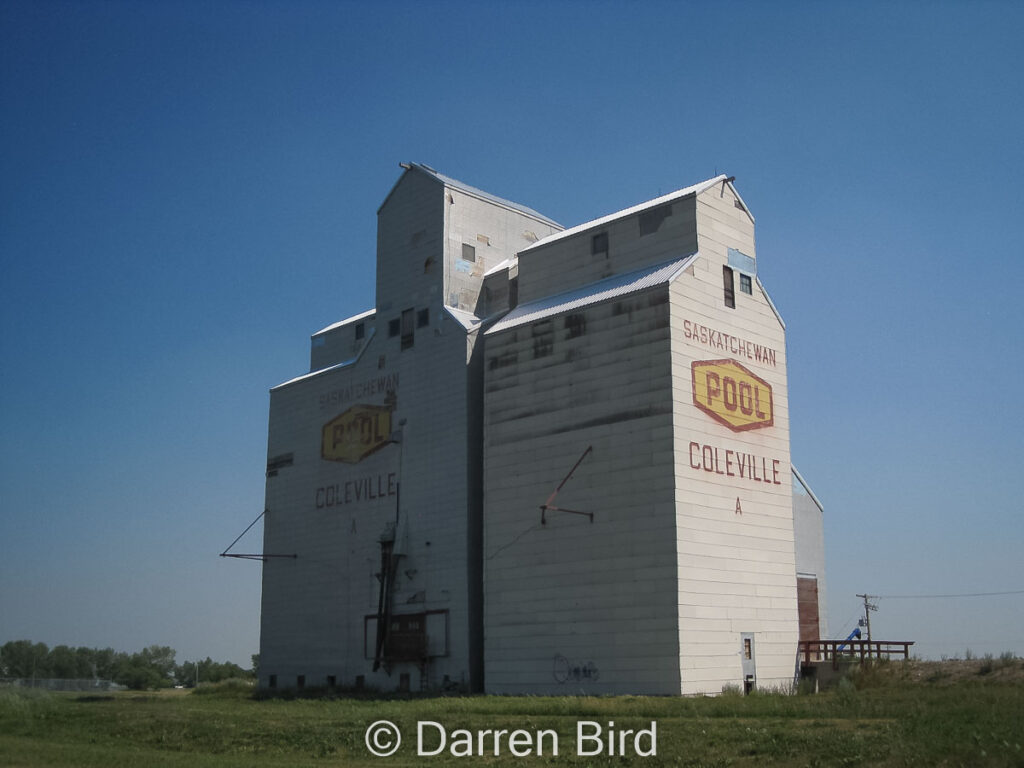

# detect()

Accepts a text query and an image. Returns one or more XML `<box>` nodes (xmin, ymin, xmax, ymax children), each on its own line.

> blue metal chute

<box><xmin>836</xmin><ymin>627</ymin><xmax>862</xmax><ymax>652</ymax></box>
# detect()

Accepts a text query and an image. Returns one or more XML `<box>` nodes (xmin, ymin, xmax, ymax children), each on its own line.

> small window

<box><xmin>592</xmin><ymin>232</ymin><xmax>608</xmax><ymax>256</ymax></box>
<box><xmin>740</xmin><ymin>273</ymin><xmax>752</xmax><ymax>295</ymax></box>
<box><xmin>401</xmin><ymin>308</ymin><xmax>414</xmax><ymax>350</ymax></box>
<box><xmin>532</xmin><ymin>321</ymin><xmax>554</xmax><ymax>359</ymax></box>
<box><xmin>743</xmin><ymin>638</ymin><xmax>752</xmax><ymax>660</ymax></box>
<box><xmin>388</xmin><ymin>318</ymin><xmax>400</xmax><ymax>337</ymax></box>
<box><xmin>564</xmin><ymin>313</ymin><xmax>586</xmax><ymax>339</ymax></box>
<box><xmin>268</xmin><ymin>674</ymin><xmax>277</xmax><ymax>689</ymax></box>
<box><xmin>417</xmin><ymin>308</ymin><xmax>429</xmax><ymax>328</ymax></box>
<box><xmin>378</xmin><ymin>355</ymin><xmax>386</xmax><ymax>369</ymax></box>
<box><xmin>296</xmin><ymin>675</ymin><xmax>305</xmax><ymax>689</ymax></box>
<box><xmin>462</xmin><ymin>243</ymin><xmax>476</xmax><ymax>262</ymax></box>
<box><xmin>723</xmin><ymin>266</ymin><xmax>736</xmax><ymax>309</ymax></box>
<box><xmin>355</xmin><ymin>322</ymin><xmax>365</xmax><ymax>340</ymax></box>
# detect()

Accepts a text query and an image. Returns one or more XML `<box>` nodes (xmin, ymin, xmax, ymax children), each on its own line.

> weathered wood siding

<box><xmin>668</xmin><ymin>181</ymin><xmax>798</xmax><ymax>694</ymax></box>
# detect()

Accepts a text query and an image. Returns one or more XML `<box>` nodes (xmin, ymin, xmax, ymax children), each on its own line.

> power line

<box><xmin>878</xmin><ymin>589</ymin><xmax>1024</xmax><ymax>599</ymax></box>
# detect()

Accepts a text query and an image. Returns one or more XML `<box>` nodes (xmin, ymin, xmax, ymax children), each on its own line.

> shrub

<box><xmin>191</xmin><ymin>678</ymin><xmax>255</xmax><ymax>697</ymax></box>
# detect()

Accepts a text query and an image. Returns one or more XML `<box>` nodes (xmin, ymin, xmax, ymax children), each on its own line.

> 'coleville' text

<box><xmin>689</xmin><ymin>442</ymin><xmax>782</xmax><ymax>485</ymax></box>
<box><xmin>315</xmin><ymin>473</ymin><xmax>397</xmax><ymax>509</ymax></box>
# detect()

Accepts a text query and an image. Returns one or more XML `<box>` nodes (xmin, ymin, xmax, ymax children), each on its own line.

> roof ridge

<box><xmin>401</xmin><ymin>163</ymin><xmax>562</xmax><ymax>229</ymax></box>
<box><xmin>523</xmin><ymin>175</ymin><xmax>728</xmax><ymax>252</ymax></box>
<box><xmin>486</xmin><ymin>252</ymin><xmax>698</xmax><ymax>335</ymax></box>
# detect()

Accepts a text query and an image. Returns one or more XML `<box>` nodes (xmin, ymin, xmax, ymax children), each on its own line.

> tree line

<box><xmin>0</xmin><ymin>640</ymin><xmax>256</xmax><ymax>690</ymax></box>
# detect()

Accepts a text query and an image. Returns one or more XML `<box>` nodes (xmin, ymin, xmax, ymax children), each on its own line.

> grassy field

<box><xmin>1</xmin><ymin>661</ymin><xmax>1022</xmax><ymax>767</ymax></box>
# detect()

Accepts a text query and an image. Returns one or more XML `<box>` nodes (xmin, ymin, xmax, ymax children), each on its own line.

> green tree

<box><xmin>0</xmin><ymin>640</ymin><xmax>50</xmax><ymax>679</ymax></box>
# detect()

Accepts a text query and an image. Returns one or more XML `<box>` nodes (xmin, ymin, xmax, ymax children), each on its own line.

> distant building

<box><xmin>256</xmin><ymin>163</ymin><xmax>826</xmax><ymax>695</ymax></box>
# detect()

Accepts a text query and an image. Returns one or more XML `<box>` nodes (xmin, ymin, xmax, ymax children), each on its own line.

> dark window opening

<box><xmin>296</xmin><ymin>675</ymin><xmax>305</xmax><ymax>689</ymax></box>
<box><xmin>462</xmin><ymin>243</ymin><xmax>476</xmax><ymax>262</ymax></box>
<box><xmin>723</xmin><ymin>266</ymin><xmax>736</xmax><ymax>309</ymax></box>
<box><xmin>388</xmin><ymin>318</ymin><xmax>400</xmax><ymax>337</ymax></box>
<box><xmin>401</xmin><ymin>308</ymin><xmax>414</xmax><ymax>350</ymax></box>
<box><xmin>268</xmin><ymin>674</ymin><xmax>277</xmax><ymax>689</ymax></box>
<box><xmin>564</xmin><ymin>313</ymin><xmax>586</xmax><ymax>338</ymax></box>
<box><xmin>378</xmin><ymin>355</ymin><xmax>386</xmax><ymax>369</ymax></box>
<box><xmin>488</xmin><ymin>350</ymin><xmax>519</xmax><ymax>371</ymax></box>
<box><xmin>638</xmin><ymin>204</ymin><xmax>672</xmax><ymax>236</ymax></box>
<box><xmin>266</xmin><ymin>453</ymin><xmax>294</xmax><ymax>477</ymax></box>
<box><xmin>417</xmin><ymin>308</ymin><xmax>429</xmax><ymax>328</ymax></box>
<box><xmin>509</xmin><ymin>277</ymin><xmax>519</xmax><ymax>309</ymax></box>
<box><xmin>592</xmin><ymin>232</ymin><xmax>608</xmax><ymax>256</ymax></box>
<box><xmin>532</xmin><ymin>321</ymin><xmax>554</xmax><ymax>359</ymax></box>
<box><xmin>326</xmin><ymin>675</ymin><xmax>336</xmax><ymax>687</ymax></box>
<box><xmin>355</xmin><ymin>322</ymin><xmax>365</xmax><ymax>340</ymax></box>
<box><xmin>740</xmin><ymin>273</ymin><xmax>753</xmax><ymax>295</ymax></box>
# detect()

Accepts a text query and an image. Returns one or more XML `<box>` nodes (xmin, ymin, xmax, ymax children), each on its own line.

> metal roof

<box><xmin>524</xmin><ymin>175</ymin><xmax>728</xmax><ymax>252</ymax></box>
<box><xmin>271</xmin><ymin>327</ymin><xmax>377</xmax><ymax>391</ymax></box>
<box><xmin>383</xmin><ymin>163</ymin><xmax>562</xmax><ymax>229</ymax></box>
<box><xmin>312</xmin><ymin>308</ymin><xmax>375</xmax><ymax>337</ymax></box>
<box><xmin>485</xmin><ymin>252</ymin><xmax>698</xmax><ymax>335</ymax></box>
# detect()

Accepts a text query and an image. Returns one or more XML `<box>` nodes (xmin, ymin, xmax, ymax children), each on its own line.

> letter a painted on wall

<box><xmin>735</xmin><ymin>497</ymin><xmax>743</xmax><ymax>515</ymax></box>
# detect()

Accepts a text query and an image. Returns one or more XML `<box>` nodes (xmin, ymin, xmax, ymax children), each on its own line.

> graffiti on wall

<box><xmin>553</xmin><ymin>654</ymin><xmax>600</xmax><ymax>684</ymax></box>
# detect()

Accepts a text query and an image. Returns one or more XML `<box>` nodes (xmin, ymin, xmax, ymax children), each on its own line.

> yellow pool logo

<box><xmin>692</xmin><ymin>359</ymin><xmax>774</xmax><ymax>432</ymax></box>
<box><xmin>321</xmin><ymin>404</ymin><xmax>393</xmax><ymax>463</ymax></box>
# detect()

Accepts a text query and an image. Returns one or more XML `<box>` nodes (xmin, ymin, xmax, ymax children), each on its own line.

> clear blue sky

<box><xmin>1</xmin><ymin>0</ymin><xmax>1021</xmax><ymax>667</ymax></box>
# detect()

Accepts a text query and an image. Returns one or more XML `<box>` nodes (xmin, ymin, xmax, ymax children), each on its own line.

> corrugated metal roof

<box><xmin>313</xmin><ymin>308</ymin><xmax>375</xmax><ymax>337</ymax></box>
<box><xmin>444</xmin><ymin>305</ymin><xmax>482</xmax><ymax>330</ymax></box>
<box><xmin>792</xmin><ymin>465</ymin><xmax>824</xmax><ymax>513</ymax></box>
<box><xmin>272</xmin><ymin>327</ymin><xmax>377</xmax><ymax>391</ymax></box>
<box><xmin>523</xmin><ymin>175</ymin><xmax>727</xmax><ymax>252</ymax></box>
<box><xmin>399</xmin><ymin>163</ymin><xmax>562</xmax><ymax>229</ymax></box>
<box><xmin>482</xmin><ymin>255</ymin><xmax>517</xmax><ymax>278</ymax></box>
<box><xmin>485</xmin><ymin>252</ymin><xmax>697</xmax><ymax>335</ymax></box>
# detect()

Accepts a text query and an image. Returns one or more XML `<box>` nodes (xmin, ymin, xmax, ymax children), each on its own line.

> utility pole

<box><xmin>856</xmin><ymin>593</ymin><xmax>878</xmax><ymax>641</ymax></box>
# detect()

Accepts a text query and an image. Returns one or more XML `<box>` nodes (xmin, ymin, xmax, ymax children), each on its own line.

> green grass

<box><xmin>2</xmin><ymin>667</ymin><xmax>1022</xmax><ymax>767</ymax></box>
